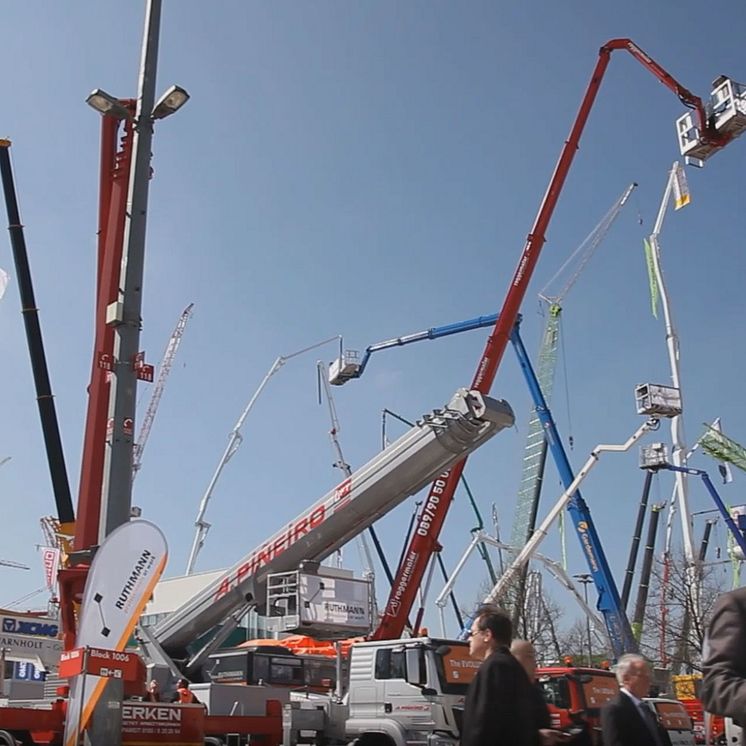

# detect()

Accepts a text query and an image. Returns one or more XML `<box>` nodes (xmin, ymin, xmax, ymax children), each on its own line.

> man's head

<box><xmin>614</xmin><ymin>654</ymin><xmax>652</xmax><ymax>699</ymax></box>
<box><xmin>511</xmin><ymin>639</ymin><xmax>537</xmax><ymax>680</ymax></box>
<box><xmin>147</xmin><ymin>679</ymin><xmax>160</xmax><ymax>693</ymax></box>
<box><xmin>176</xmin><ymin>678</ymin><xmax>190</xmax><ymax>689</ymax></box>
<box><xmin>468</xmin><ymin>605</ymin><xmax>512</xmax><ymax>660</ymax></box>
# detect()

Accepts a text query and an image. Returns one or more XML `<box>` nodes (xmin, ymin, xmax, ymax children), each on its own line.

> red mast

<box><xmin>58</xmin><ymin>101</ymin><xmax>135</xmax><ymax>650</ymax></box>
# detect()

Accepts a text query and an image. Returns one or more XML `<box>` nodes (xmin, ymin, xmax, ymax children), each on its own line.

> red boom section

<box><xmin>59</xmin><ymin>102</ymin><xmax>135</xmax><ymax>651</ymax></box>
<box><xmin>372</xmin><ymin>38</ymin><xmax>727</xmax><ymax>640</ymax></box>
<box><xmin>74</xmin><ymin>103</ymin><xmax>135</xmax><ymax>554</ymax></box>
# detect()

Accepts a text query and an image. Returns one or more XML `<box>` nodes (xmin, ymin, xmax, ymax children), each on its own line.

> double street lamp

<box><xmin>86</xmin><ymin>83</ymin><xmax>189</xmax><ymax>121</ymax></box>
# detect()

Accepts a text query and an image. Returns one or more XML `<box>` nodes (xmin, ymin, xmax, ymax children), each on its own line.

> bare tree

<box><xmin>640</xmin><ymin>553</ymin><xmax>730</xmax><ymax>672</ymax></box>
<box><xmin>466</xmin><ymin>570</ymin><xmax>563</xmax><ymax>664</ymax></box>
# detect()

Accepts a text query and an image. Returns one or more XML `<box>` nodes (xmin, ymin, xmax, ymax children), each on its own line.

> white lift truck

<box><xmin>143</xmin><ymin>389</ymin><xmax>514</xmax><ymax>689</ymax></box>
<box><xmin>283</xmin><ymin>636</ymin><xmax>474</xmax><ymax>746</ymax></box>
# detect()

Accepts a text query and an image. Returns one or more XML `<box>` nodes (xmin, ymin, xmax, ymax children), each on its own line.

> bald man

<box><xmin>511</xmin><ymin>640</ymin><xmax>570</xmax><ymax>746</ymax></box>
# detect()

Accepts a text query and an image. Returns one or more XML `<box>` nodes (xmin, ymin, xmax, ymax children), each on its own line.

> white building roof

<box><xmin>144</xmin><ymin>569</ymin><xmax>226</xmax><ymax>616</ymax></box>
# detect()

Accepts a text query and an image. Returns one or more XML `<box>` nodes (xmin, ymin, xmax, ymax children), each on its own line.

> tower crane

<box><xmin>132</xmin><ymin>302</ymin><xmax>194</xmax><ymax>478</ymax></box>
<box><xmin>185</xmin><ymin>335</ymin><xmax>341</xmax><ymax>575</ymax></box>
<box><xmin>508</xmin><ymin>182</ymin><xmax>636</xmax><ymax>621</ymax></box>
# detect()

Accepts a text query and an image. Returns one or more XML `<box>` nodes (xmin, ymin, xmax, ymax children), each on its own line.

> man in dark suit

<box><xmin>512</xmin><ymin>640</ymin><xmax>584</xmax><ymax>746</ymax></box>
<box><xmin>702</xmin><ymin>587</ymin><xmax>746</xmax><ymax>743</ymax></box>
<box><xmin>601</xmin><ymin>654</ymin><xmax>671</xmax><ymax>746</ymax></box>
<box><xmin>460</xmin><ymin>606</ymin><xmax>537</xmax><ymax>746</ymax></box>
<box><xmin>511</xmin><ymin>640</ymin><xmax>554</xmax><ymax>732</ymax></box>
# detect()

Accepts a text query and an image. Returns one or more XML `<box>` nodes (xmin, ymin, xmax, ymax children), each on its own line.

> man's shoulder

<box><xmin>486</xmin><ymin>647</ymin><xmax>520</xmax><ymax>663</ymax></box>
<box><xmin>482</xmin><ymin>648</ymin><xmax>523</xmax><ymax>672</ymax></box>
<box><xmin>717</xmin><ymin>587</ymin><xmax>746</xmax><ymax>611</ymax></box>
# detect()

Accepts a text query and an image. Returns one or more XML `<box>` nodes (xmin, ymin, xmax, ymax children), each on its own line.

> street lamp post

<box><xmin>87</xmin><ymin>0</ymin><xmax>189</xmax><ymax>542</ymax></box>
<box><xmin>574</xmin><ymin>573</ymin><xmax>594</xmax><ymax>666</ymax></box>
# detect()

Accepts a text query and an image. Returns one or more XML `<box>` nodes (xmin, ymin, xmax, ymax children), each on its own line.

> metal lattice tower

<box><xmin>132</xmin><ymin>303</ymin><xmax>194</xmax><ymax>478</ymax></box>
<box><xmin>509</xmin><ymin>306</ymin><xmax>562</xmax><ymax>552</ymax></box>
<box><xmin>509</xmin><ymin>184</ymin><xmax>637</xmax><ymax>554</ymax></box>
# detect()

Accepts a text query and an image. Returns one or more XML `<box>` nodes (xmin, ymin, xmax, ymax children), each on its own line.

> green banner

<box><xmin>643</xmin><ymin>239</ymin><xmax>659</xmax><ymax>318</ymax></box>
<box><xmin>701</xmin><ymin>424</ymin><xmax>746</xmax><ymax>473</ymax></box>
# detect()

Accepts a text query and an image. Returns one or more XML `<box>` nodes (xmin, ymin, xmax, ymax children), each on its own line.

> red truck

<box><xmin>536</xmin><ymin>665</ymin><xmax>618</xmax><ymax>744</ymax></box>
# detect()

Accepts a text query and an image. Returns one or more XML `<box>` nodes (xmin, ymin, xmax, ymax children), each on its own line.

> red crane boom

<box><xmin>372</xmin><ymin>38</ymin><xmax>728</xmax><ymax>640</ymax></box>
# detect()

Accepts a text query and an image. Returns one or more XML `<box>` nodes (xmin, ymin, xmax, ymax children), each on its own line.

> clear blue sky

<box><xmin>1</xmin><ymin>1</ymin><xmax>744</xmax><ymax>640</ymax></box>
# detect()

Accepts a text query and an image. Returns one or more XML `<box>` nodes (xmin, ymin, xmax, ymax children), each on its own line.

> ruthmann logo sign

<box><xmin>323</xmin><ymin>601</ymin><xmax>366</xmax><ymax>617</ymax></box>
<box><xmin>1</xmin><ymin>616</ymin><xmax>59</xmax><ymax>638</ymax></box>
<box><xmin>116</xmin><ymin>549</ymin><xmax>156</xmax><ymax>612</ymax></box>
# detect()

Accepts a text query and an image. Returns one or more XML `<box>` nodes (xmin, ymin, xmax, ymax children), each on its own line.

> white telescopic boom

<box><xmin>484</xmin><ymin>418</ymin><xmax>659</xmax><ymax>604</ymax></box>
<box><xmin>434</xmin><ymin>531</ymin><xmax>606</xmax><ymax>642</ymax></box>
<box><xmin>157</xmin><ymin>388</ymin><xmax>514</xmax><ymax>654</ymax></box>
<box><xmin>650</xmin><ymin>164</ymin><xmax>696</xmax><ymax>569</ymax></box>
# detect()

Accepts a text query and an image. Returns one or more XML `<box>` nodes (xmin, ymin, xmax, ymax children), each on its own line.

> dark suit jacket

<box><xmin>601</xmin><ymin>692</ymin><xmax>672</xmax><ymax>746</ymax></box>
<box><xmin>461</xmin><ymin>646</ymin><xmax>536</xmax><ymax>746</ymax></box>
<box><xmin>703</xmin><ymin>587</ymin><xmax>746</xmax><ymax>725</ymax></box>
<box><xmin>529</xmin><ymin>682</ymin><xmax>552</xmax><ymax>730</ymax></box>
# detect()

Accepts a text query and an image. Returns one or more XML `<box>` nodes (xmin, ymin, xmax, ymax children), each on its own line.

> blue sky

<box><xmin>1</xmin><ymin>1</ymin><xmax>744</xmax><ymax>642</ymax></box>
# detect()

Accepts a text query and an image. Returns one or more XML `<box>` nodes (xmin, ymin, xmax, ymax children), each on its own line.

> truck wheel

<box><xmin>0</xmin><ymin>731</ymin><xmax>17</xmax><ymax>746</ymax></box>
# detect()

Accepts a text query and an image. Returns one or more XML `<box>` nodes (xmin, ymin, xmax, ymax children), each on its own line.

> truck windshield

<box><xmin>580</xmin><ymin>673</ymin><xmax>618</xmax><ymax>711</ymax></box>
<box><xmin>539</xmin><ymin>676</ymin><xmax>571</xmax><ymax>709</ymax></box>
<box><xmin>537</xmin><ymin>671</ymin><xmax>618</xmax><ymax>714</ymax></box>
<box><xmin>433</xmin><ymin>641</ymin><xmax>479</xmax><ymax>695</ymax></box>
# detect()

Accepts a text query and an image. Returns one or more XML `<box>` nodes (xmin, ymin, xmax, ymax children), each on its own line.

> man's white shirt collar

<box><xmin>621</xmin><ymin>687</ymin><xmax>645</xmax><ymax>707</ymax></box>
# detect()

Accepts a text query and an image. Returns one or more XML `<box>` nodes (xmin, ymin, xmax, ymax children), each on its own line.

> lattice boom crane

<box><xmin>509</xmin><ymin>183</ymin><xmax>636</xmax><ymax>597</ymax></box>
<box><xmin>132</xmin><ymin>303</ymin><xmax>194</xmax><ymax>478</ymax></box>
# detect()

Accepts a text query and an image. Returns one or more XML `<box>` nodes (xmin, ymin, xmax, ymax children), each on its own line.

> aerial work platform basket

<box><xmin>677</xmin><ymin>76</ymin><xmax>746</xmax><ymax>164</ymax></box>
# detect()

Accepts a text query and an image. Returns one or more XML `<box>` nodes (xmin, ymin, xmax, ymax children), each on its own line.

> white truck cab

<box><xmin>284</xmin><ymin>637</ymin><xmax>476</xmax><ymax>746</ymax></box>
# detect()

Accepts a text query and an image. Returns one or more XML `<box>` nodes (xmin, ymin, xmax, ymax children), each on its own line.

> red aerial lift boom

<box><xmin>372</xmin><ymin>38</ymin><xmax>730</xmax><ymax>640</ymax></box>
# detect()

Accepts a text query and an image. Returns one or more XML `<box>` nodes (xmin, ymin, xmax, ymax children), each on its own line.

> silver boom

<box><xmin>154</xmin><ymin>388</ymin><xmax>514</xmax><ymax>654</ymax></box>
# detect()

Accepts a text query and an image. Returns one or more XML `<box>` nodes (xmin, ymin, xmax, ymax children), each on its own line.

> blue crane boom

<box><xmin>329</xmin><ymin>314</ymin><xmax>498</xmax><ymax>385</ymax></box>
<box><xmin>506</xmin><ymin>322</ymin><xmax>638</xmax><ymax>656</ymax></box>
<box><xmin>654</xmin><ymin>463</ymin><xmax>746</xmax><ymax>559</ymax></box>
